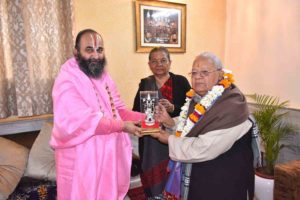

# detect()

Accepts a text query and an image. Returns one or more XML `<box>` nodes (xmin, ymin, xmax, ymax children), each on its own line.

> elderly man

<box><xmin>152</xmin><ymin>52</ymin><xmax>254</xmax><ymax>200</ymax></box>
<box><xmin>50</xmin><ymin>29</ymin><xmax>144</xmax><ymax>200</ymax></box>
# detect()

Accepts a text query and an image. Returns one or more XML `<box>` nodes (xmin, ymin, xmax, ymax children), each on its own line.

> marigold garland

<box><xmin>175</xmin><ymin>69</ymin><xmax>234</xmax><ymax>137</ymax></box>
<box><xmin>186</xmin><ymin>90</ymin><xmax>195</xmax><ymax>98</ymax></box>
<box><xmin>195</xmin><ymin>104</ymin><xmax>206</xmax><ymax>114</ymax></box>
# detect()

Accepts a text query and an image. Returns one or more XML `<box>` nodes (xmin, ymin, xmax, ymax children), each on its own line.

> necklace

<box><xmin>176</xmin><ymin>69</ymin><xmax>234</xmax><ymax>137</ymax></box>
<box><xmin>90</xmin><ymin>79</ymin><xmax>117</xmax><ymax>119</ymax></box>
<box><xmin>105</xmin><ymin>84</ymin><xmax>117</xmax><ymax>119</ymax></box>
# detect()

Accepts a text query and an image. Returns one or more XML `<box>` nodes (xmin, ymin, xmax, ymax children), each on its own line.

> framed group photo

<box><xmin>135</xmin><ymin>0</ymin><xmax>186</xmax><ymax>53</ymax></box>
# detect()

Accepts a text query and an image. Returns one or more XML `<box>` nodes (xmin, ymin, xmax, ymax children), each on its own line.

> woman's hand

<box><xmin>159</xmin><ymin>98</ymin><xmax>174</xmax><ymax>113</ymax></box>
<box><xmin>150</xmin><ymin>130</ymin><xmax>170</xmax><ymax>144</ymax></box>
<box><xmin>155</xmin><ymin>103</ymin><xmax>175</xmax><ymax>128</ymax></box>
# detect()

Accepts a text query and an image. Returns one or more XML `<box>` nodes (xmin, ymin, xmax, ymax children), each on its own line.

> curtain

<box><xmin>0</xmin><ymin>0</ymin><xmax>74</xmax><ymax>119</ymax></box>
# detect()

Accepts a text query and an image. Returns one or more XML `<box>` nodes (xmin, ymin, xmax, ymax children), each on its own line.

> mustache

<box><xmin>77</xmin><ymin>56</ymin><xmax>106</xmax><ymax>78</ymax></box>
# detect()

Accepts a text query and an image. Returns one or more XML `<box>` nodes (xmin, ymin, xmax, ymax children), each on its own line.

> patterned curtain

<box><xmin>0</xmin><ymin>0</ymin><xmax>74</xmax><ymax>119</ymax></box>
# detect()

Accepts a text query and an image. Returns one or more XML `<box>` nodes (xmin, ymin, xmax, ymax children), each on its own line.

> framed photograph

<box><xmin>135</xmin><ymin>0</ymin><xmax>186</xmax><ymax>53</ymax></box>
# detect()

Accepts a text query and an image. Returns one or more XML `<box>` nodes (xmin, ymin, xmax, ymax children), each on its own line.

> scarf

<box><xmin>164</xmin><ymin>70</ymin><xmax>255</xmax><ymax>199</ymax></box>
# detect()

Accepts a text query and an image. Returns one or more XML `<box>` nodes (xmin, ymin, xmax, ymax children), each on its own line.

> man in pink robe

<box><xmin>50</xmin><ymin>29</ymin><xmax>145</xmax><ymax>200</ymax></box>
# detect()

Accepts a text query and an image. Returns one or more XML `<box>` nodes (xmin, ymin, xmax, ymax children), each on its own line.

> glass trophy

<box><xmin>140</xmin><ymin>91</ymin><xmax>160</xmax><ymax>134</ymax></box>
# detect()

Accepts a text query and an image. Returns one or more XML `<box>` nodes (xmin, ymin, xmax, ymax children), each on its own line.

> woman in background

<box><xmin>133</xmin><ymin>47</ymin><xmax>191</xmax><ymax>199</ymax></box>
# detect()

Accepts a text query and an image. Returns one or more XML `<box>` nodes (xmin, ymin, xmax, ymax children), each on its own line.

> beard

<box><xmin>76</xmin><ymin>54</ymin><xmax>106</xmax><ymax>78</ymax></box>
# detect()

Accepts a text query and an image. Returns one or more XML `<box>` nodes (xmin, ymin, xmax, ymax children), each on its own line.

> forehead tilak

<box><xmin>85</xmin><ymin>33</ymin><xmax>102</xmax><ymax>49</ymax></box>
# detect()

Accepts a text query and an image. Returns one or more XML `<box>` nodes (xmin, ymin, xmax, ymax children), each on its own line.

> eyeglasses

<box><xmin>149</xmin><ymin>59</ymin><xmax>169</xmax><ymax>65</ymax></box>
<box><xmin>188</xmin><ymin>69</ymin><xmax>219</xmax><ymax>77</ymax></box>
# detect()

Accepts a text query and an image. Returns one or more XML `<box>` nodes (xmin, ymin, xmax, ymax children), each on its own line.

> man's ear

<box><xmin>218</xmin><ymin>70</ymin><xmax>224</xmax><ymax>81</ymax></box>
<box><xmin>73</xmin><ymin>48</ymin><xmax>78</xmax><ymax>57</ymax></box>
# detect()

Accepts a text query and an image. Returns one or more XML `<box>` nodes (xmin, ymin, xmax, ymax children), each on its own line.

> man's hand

<box><xmin>123</xmin><ymin>121</ymin><xmax>142</xmax><ymax>137</ymax></box>
<box><xmin>150</xmin><ymin>130</ymin><xmax>170</xmax><ymax>144</ymax></box>
<box><xmin>159</xmin><ymin>99</ymin><xmax>174</xmax><ymax>113</ymax></box>
<box><xmin>155</xmin><ymin>103</ymin><xmax>175</xmax><ymax>128</ymax></box>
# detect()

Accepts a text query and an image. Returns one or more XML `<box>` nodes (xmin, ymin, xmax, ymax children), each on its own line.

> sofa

<box><xmin>0</xmin><ymin>122</ymin><xmax>56</xmax><ymax>200</ymax></box>
<box><xmin>0</xmin><ymin>122</ymin><xmax>143</xmax><ymax>200</ymax></box>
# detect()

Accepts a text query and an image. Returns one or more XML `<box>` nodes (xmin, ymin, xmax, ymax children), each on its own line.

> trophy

<box><xmin>140</xmin><ymin>91</ymin><xmax>160</xmax><ymax>134</ymax></box>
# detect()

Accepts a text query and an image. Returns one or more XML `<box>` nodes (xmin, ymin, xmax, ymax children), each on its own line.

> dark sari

<box><xmin>133</xmin><ymin>73</ymin><xmax>190</xmax><ymax>199</ymax></box>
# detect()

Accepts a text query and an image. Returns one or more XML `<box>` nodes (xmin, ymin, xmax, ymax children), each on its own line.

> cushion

<box><xmin>0</xmin><ymin>137</ymin><xmax>29</xmax><ymax>199</ymax></box>
<box><xmin>24</xmin><ymin>122</ymin><xmax>56</xmax><ymax>181</ymax></box>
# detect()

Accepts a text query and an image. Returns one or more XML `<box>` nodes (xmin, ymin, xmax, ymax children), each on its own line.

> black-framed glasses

<box><xmin>188</xmin><ymin>69</ymin><xmax>219</xmax><ymax>77</ymax></box>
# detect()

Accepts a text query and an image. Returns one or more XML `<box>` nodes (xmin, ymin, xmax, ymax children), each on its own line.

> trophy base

<box><xmin>141</xmin><ymin>121</ymin><xmax>160</xmax><ymax>135</ymax></box>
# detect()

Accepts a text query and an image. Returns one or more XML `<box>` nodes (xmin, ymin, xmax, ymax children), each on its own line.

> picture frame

<box><xmin>135</xmin><ymin>0</ymin><xmax>186</xmax><ymax>53</ymax></box>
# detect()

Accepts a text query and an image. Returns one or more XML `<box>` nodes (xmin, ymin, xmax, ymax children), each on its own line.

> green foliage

<box><xmin>248</xmin><ymin>94</ymin><xmax>295</xmax><ymax>175</ymax></box>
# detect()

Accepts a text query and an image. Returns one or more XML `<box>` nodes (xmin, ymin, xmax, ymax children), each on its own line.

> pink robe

<box><xmin>50</xmin><ymin>58</ymin><xmax>144</xmax><ymax>200</ymax></box>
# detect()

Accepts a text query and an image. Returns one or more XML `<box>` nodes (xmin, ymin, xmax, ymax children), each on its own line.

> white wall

<box><xmin>73</xmin><ymin>0</ymin><xmax>226</xmax><ymax>108</ymax></box>
<box><xmin>225</xmin><ymin>0</ymin><xmax>300</xmax><ymax>109</ymax></box>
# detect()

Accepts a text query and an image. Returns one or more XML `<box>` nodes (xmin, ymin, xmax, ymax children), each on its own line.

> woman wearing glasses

<box><xmin>132</xmin><ymin>47</ymin><xmax>191</xmax><ymax>199</ymax></box>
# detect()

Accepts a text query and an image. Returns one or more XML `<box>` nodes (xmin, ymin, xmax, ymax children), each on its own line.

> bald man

<box><xmin>50</xmin><ymin>29</ymin><xmax>145</xmax><ymax>200</ymax></box>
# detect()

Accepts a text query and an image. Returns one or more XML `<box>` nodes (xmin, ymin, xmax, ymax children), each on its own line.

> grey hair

<box><xmin>198</xmin><ymin>52</ymin><xmax>223</xmax><ymax>70</ymax></box>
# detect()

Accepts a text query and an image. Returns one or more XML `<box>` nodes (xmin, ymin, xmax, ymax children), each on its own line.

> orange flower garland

<box><xmin>175</xmin><ymin>69</ymin><xmax>234</xmax><ymax>137</ymax></box>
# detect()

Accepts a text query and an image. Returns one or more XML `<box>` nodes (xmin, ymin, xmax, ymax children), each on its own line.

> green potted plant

<box><xmin>248</xmin><ymin>94</ymin><xmax>297</xmax><ymax>200</ymax></box>
<box><xmin>249</xmin><ymin>94</ymin><xmax>295</xmax><ymax>176</ymax></box>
